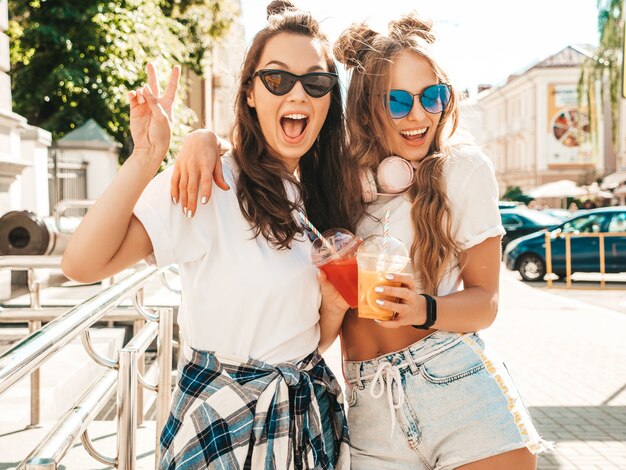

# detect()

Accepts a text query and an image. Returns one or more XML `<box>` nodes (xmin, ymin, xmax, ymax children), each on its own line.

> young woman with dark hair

<box><xmin>62</xmin><ymin>1</ymin><xmax>359</xmax><ymax>467</ymax></box>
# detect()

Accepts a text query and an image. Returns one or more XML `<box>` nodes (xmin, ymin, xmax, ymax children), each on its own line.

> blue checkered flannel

<box><xmin>159</xmin><ymin>348</ymin><xmax>349</xmax><ymax>469</ymax></box>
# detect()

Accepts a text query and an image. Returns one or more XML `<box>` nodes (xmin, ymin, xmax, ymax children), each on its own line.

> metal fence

<box><xmin>0</xmin><ymin>258</ymin><xmax>177</xmax><ymax>469</ymax></box>
<box><xmin>48</xmin><ymin>147</ymin><xmax>88</xmax><ymax>217</ymax></box>
<box><xmin>544</xmin><ymin>231</ymin><xmax>626</xmax><ymax>288</ymax></box>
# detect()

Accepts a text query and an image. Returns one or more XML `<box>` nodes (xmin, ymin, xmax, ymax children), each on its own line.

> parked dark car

<box><xmin>500</xmin><ymin>208</ymin><xmax>562</xmax><ymax>249</ymax></box>
<box><xmin>504</xmin><ymin>207</ymin><xmax>626</xmax><ymax>281</ymax></box>
<box><xmin>498</xmin><ymin>201</ymin><xmax>522</xmax><ymax>210</ymax></box>
<box><xmin>541</xmin><ymin>208</ymin><xmax>575</xmax><ymax>221</ymax></box>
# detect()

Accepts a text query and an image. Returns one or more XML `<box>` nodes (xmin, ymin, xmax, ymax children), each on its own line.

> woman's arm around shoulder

<box><xmin>170</xmin><ymin>129</ymin><xmax>231</xmax><ymax>218</ymax></box>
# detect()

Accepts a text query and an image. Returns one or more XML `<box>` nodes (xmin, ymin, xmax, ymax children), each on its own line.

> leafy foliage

<box><xmin>502</xmin><ymin>185</ymin><xmax>534</xmax><ymax>204</ymax></box>
<box><xmin>578</xmin><ymin>0</ymin><xmax>620</xmax><ymax>150</ymax></box>
<box><xmin>8</xmin><ymin>0</ymin><xmax>236</xmax><ymax>162</ymax></box>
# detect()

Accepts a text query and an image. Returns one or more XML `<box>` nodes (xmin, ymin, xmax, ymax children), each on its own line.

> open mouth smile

<box><xmin>280</xmin><ymin>113</ymin><xmax>309</xmax><ymax>143</ymax></box>
<box><xmin>399</xmin><ymin>126</ymin><xmax>428</xmax><ymax>144</ymax></box>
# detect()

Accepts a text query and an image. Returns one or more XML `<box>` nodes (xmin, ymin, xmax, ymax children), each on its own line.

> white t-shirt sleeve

<box><xmin>133</xmin><ymin>166</ymin><xmax>206</xmax><ymax>267</ymax></box>
<box><xmin>446</xmin><ymin>146</ymin><xmax>505</xmax><ymax>250</ymax></box>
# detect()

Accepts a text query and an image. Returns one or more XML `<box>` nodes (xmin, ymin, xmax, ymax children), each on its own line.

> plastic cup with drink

<box><xmin>356</xmin><ymin>210</ymin><xmax>412</xmax><ymax>321</ymax></box>
<box><xmin>299</xmin><ymin>212</ymin><xmax>361</xmax><ymax>308</ymax></box>
<box><xmin>310</xmin><ymin>228</ymin><xmax>361</xmax><ymax>308</ymax></box>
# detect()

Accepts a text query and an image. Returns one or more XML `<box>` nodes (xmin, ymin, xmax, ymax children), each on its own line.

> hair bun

<box><xmin>334</xmin><ymin>23</ymin><xmax>379</xmax><ymax>70</ymax></box>
<box><xmin>266</xmin><ymin>0</ymin><xmax>297</xmax><ymax>18</ymax></box>
<box><xmin>389</xmin><ymin>14</ymin><xmax>436</xmax><ymax>44</ymax></box>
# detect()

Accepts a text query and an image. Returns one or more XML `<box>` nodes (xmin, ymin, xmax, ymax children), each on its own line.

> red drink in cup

<box><xmin>311</xmin><ymin>229</ymin><xmax>361</xmax><ymax>308</ymax></box>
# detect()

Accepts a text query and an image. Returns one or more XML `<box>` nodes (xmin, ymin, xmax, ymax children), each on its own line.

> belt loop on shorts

<box><xmin>355</xmin><ymin>363</ymin><xmax>365</xmax><ymax>389</ymax></box>
<box><xmin>404</xmin><ymin>347</ymin><xmax>419</xmax><ymax>374</ymax></box>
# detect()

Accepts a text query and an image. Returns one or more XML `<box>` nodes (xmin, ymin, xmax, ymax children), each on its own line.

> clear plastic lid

<box><xmin>310</xmin><ymin>228</ymin><xmax>360</xmax><ymax>265</ymax></box>
<box><xmin>356</xmin><ymin>235</ymin><xmax>411</xmax><ymax>272</ymax></box>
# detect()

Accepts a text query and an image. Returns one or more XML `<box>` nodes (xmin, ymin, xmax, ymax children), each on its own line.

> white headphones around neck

<box><xmin>361</xmin><ymin>156</ymin><xmax>415</xmax><ymax>203</ymax></box>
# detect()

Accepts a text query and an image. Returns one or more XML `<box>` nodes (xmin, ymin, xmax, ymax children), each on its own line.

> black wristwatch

<box><xmin>412</xmin><ymin>294</ymin><xmax>437</xmax><ymax>330</ymax></box>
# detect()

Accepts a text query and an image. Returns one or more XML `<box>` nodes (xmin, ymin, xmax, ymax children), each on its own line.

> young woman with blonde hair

<box><xmin>62</xmin><ymin>1</ymin><xmax>359</xmax><ymax>467</ymax></box>
<box><xmin>330</xmin><ymin>15</ymin><xmax>551</xmax><ymax>469</ymax></box>
<box><xmin>171</xmin><ymin>11</ymin><xmax>551</xmax><ymax>470</ymax></box>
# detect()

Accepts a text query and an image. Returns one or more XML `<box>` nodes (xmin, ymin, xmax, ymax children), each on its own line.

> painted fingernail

<box><xmin>374</xmin><ymin>319</ymin><xmax>381</xmax><ymax>324</ymax></box>
<box><xmin>385</xmin><ymin>274</ymin><xmax>394</xmax><ymax>281</ymax></box>
<box><xmin>374</xmin><ymin>286</ymin><xmax>384</xmax><ymax>293</ymax></box>
<box><xmin>183</xmin><ymin>207</ymin><xmax>187</xmax><ymax>216</ymax></box>
<box><xmin>375</xmin><ymin>299</ymin><xmax>385</xmax><ymax>306</ymax></box>
<box><xmin>172</xmin><ymin>196</ymin><xmax>177</xmax><ymax>205</ymax></box>
<box><xmin>201</xmin><ymin>196</ymin><xmax>208</xmax><ymax>204</ymax></box>
<box><xmin>186</xmin><ymin>209</ymin><xmax>193</xmax><ymax>219</ymax></box>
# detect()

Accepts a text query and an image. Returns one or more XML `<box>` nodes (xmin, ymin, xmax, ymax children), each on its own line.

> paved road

<box><xmin>481</xmin><ymin>269</ymin><xmax>626</xmax><ymax>469</ymax></box>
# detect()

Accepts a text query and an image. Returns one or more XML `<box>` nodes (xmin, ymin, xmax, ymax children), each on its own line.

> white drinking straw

<box><xmin>297</xmin><ymin>211</ymin><xmax>334</xmax><ymax>252</ymax></box>
<box><xmin>383</xmin><ymin>207</ymin><xmax>390</xmax><ymax>252</ymax></box>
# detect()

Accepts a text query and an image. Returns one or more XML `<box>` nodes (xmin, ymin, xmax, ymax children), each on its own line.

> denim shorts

<box><xmin>343</xmin><ymin>331</ymin><xmax>552</xmax><ymax>470</ymax></box>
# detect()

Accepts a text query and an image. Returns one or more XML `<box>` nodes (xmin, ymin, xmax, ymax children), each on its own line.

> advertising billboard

<box><xmin>546</xmin><ymin>83</ymin><xmax>593</xmax><ymax>166</ymax></box>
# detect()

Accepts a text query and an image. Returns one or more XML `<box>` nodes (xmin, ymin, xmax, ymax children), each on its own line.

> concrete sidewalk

<box><xmin>478</xmin><ymin>270</ymin><xmax>626</xmax><ymax>469</ymax></box>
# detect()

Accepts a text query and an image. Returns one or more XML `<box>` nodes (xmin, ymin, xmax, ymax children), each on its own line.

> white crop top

<box><xmin>133</xmin><ymin>154</ymin><xmax>321</xmax><ymax>364</ymax></box>
<box><xmin>356</xmin><ymin>144</ymin><xmax>505</xmax><ymax>296</ymax></box>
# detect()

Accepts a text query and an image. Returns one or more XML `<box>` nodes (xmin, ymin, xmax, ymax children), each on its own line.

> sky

<box><xmin>238</xmin><ymin>0</ymin><xmax>600</xmax><ymax>96</ymax></box>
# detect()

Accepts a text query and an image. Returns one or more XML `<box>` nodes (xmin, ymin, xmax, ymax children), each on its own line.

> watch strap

<box><xmin>413</xmin><ymin>293</ymin><xmax>437</xmax><ymax>330</ymax></box>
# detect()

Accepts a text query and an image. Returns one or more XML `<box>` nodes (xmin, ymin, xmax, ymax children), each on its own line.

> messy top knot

<box><xmin>388</xmin><ymin>14</ymin><xmax>436</xmax><ymax>44</ymax></box>
<box><xmin>266</xmin><ymin>0</ymin><xmax>297</xmax><ymax>18</ymax></box>
<box><xmin>334</xmin><ymin>23</ymin><xmax>379</xmax><ymax>70</ymax></box>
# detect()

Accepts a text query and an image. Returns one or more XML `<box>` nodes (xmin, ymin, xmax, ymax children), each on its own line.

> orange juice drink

<box><xmin>355</xmin><ymin>235</ymin><xmax>411</xmax><ymax>321</ymax></box>
<box><xmin>357</xmin><ymin>269</ymin><xmax>401</xmax><ymax>320</ymax></box>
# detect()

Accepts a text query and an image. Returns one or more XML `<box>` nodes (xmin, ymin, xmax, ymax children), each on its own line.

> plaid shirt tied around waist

<box><xmin>159</xmin><ymin>348</ymin><xmax>350</xmax><ymax>469</ymax></box>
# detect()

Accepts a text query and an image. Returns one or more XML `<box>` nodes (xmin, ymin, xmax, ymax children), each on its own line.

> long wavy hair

<box><xmin>334</xmin><ymin>14</ymin><xmax>462</xmax><ymax>295</ymax></box>
<box><xmin>231</xmin><ymin>0</ymin><xmax>362</xmax><ymax>249</ymax></box>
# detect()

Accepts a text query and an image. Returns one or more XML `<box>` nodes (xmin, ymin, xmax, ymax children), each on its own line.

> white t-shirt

<box><xmin>356</xmin><ymin>144</ymin><xmax>505</xmax><ymax>296</ymax></box>
<box><xmin>133</xmin><ymin>154</ymin><xmax>321</xmax><ymax>364</ymax></box>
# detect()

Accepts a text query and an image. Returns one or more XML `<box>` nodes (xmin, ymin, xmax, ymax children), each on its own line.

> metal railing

<box><xmin>0</xmin><ymin>261</ymin><xmax>178</xmax><ymax>469</ymax></box>
<box><xmin>53</xmin><ymin>200</ymin><xmax>95</xmax><ymax>234</ymax></box>
<box><xmin>48</xmin><ymin>148</ymin><xmax>88</xmax><ymax>217</ymax></box>
<box><xmin>544</xmin><ymin>231</ymin><xmax>626</xmax><ymax>288</ymax></box>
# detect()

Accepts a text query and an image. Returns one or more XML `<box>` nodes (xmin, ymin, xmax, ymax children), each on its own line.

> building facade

<box><xmin>476</xmin><ymin>45</ymin><xmax>612</xmax><ymax>194</ymax></box>
<box><xmin>1</xmin><ymin>0</ymin><xmax>52</xmax><ymax>216</ymax></box>
<box><xmin>185</xmin><ymin>0</ymin><xmax>246</xmax><ymax>139</ymax></box>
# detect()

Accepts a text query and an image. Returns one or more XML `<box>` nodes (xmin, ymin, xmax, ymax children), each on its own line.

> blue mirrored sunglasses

<box><xmin>385</xmin><ymin>84</ymin><xmax>451</xmax><ymax>119</ymax></box>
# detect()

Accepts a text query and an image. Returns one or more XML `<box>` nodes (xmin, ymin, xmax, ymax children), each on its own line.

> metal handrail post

<box><xmin>155</xmin><ymin>308</ymin><xmax>173</xmax><ymax>467</ymax></box>
<box><xmin>28</xmin><ymin>320</ymin><xmax>42</xmax><ymax>427</ymax></box>
<box><xmin>116</xmin><ymin>322</ymin><xmax>158</xmax><ymax>470</ymax></box>
<box><xmin>27</xmin><ymin>268</ymin><xmax>42</xmax><ymax>427</ymax></box>
<box><xmin>117</xmin><ymin>348</ymin><xmax>137</xmax><ymax>470</ymax></box>
<box><xmin>133</xmin><ymin>318</ymin><xmax>146</xmax><ymax>427</ymax></box>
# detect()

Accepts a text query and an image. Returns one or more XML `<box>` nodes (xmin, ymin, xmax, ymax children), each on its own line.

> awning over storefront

<box><xmin>601</xmin><ymin>171</ymin><xmax>626</xmax><ymax>189</ymax></box>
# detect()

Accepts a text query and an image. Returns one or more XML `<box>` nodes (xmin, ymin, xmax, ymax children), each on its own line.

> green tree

<box><xmin>578</xmin><ymin>0</ymin><xmax>621</xmax><ymax>150</ymax></box>
<box><xmin>8</xmin><ymin>0</ymin><xmax>236</xmax><ymax>161</ymax></box>
<box><xmin>502</xmin><ymin>185</ymin><xmax>534</xmax><ymax>204</ymax></box>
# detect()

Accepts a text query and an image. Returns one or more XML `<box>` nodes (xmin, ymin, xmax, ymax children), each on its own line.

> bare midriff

<box><xmin>341</xmin><ymin>308</ymin><xmax>435</xmax><ymax>361</ymax></box>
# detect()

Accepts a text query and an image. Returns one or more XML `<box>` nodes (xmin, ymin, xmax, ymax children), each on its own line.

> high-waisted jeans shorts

<box><xmin>343</xmin><ymin>331</ymin><xmax>552</xmax><ymax>470</ymax></box>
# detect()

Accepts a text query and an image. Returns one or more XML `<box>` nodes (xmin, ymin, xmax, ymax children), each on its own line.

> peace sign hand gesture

<box><xmin>128</xmin><ymin>62</ymin><xmax>181</xmax><ymax>161</ymax></box>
